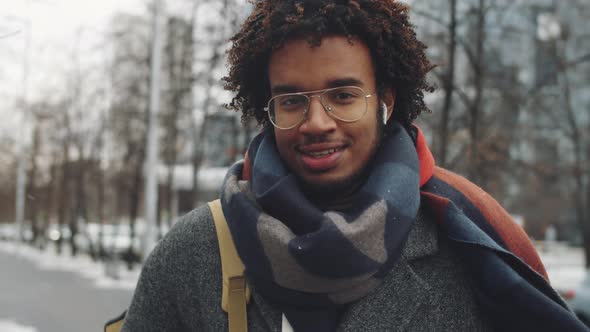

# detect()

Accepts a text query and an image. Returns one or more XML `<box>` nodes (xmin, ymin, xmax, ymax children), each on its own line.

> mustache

<box><xmin>301</xmin><ymin>134</ymin><xmax>331</xmax><ymax>145</ymax></box>
<box><xmin>296</xmin><ymin>134</ymin><xmax>350</xmax><ymax>147</ymax></box>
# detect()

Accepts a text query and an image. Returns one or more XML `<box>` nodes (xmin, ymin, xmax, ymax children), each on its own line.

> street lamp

<box><xmin>6</xmin><ymin>0</ymin><xmax>55</xmax><ymax>242</ymax></box>
<box><xmin>142</xmin><ymin>0</ymin><xmax>165</xmax><ymax>260</ymax></box>
<box><xmin>3</xmin><ymin>14</ymin><xmax>32</xmax><ymax>243</ymax></box>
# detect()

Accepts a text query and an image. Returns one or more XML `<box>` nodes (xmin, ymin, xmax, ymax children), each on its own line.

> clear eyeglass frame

<box><xmin>264</xmin><ymin>85</ymin><xmax>374</xmax><ymax>130</ymax></box>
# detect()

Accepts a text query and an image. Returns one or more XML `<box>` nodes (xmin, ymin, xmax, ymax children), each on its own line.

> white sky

<box><xmin>0</xmin><ymin>0</ymin><xmax>146</xmax><ymax>139</ymax></box>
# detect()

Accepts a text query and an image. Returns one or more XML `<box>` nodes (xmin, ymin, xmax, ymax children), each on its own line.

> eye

<box><xmin>327</xmin><ymin>88</ymin><xmax>362</xmax><ymax>104</ymax></box>
<box><xmin>274</xmin><ymin>94</ymin><xmax>307</xmax><ymax>112</ymax></box>
<box><xmin>333</xmin><ymin>92</ymin><xmax>355</xmax><ymax>100</ymax></box>
<box><xmin>280</xmin><ymin>96</ymin><xmax>304</xmax><ymax>106</ymax></box>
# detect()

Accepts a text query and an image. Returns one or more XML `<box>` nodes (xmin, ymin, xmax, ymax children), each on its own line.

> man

<box><xmin>121</xmin><ymin>1</ymin><xmax>587</xmax><ymax>331</ymax></box>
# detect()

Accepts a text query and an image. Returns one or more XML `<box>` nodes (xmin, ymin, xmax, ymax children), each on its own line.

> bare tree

<box><xmin>410</xmin><ymin>0</ymin><xmax>589</xmax><ymax>246</ymax></box>
<box><xmin>438</xmin><ymin>0</ymin><xmax>457</xmax><ymax>167</ymax></box>
<box><xmin>108</xmin><ymin>12</ymin><xmax>153</xmax><ymax>265</ymax></box>
<box><xmin>189</xmin><ymin>0</ymin><xmax>241</xmax><ymax>207</ymax></box>
<box><xmin>161</xmin><ymin>10</ymin><xmax>197</xmax><ymax>231</ymax></box>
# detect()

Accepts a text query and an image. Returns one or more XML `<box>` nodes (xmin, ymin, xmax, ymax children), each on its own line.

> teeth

<box><xmin>307</xmin><ymin>148</ymin><xmax>337</xmax><ymax>156</ymax></box>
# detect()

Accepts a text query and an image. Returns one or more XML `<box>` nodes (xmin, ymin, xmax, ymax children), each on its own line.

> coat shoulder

<box><xmin>145</xmin><ymin>205</ymin><xmax>218</xmax><ymax>261</ymax></box>
<box><xmin>163</xmin><ymin>204</ymin><xmax>219</xmax><ymax>255</ymax></box>
<box><xmin>138</xmin><ymin>204</ymin><xmax>222</xmax><ymax>289</ymax></box>
<box><xmin>122</xmin><ymin>204</ymin><xmax>226</xmax><ymax>331</ymax></box>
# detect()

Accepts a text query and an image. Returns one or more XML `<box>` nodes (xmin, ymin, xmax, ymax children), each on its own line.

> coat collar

<box><xmin>402</xmin><ymin>208</ymin><xmax>439</xmax><ymax>261</ymax></box>
<box><xmin>338</xmin><ymin>209</ymin><xmax>438</xmax><ymax>330</ymax></box>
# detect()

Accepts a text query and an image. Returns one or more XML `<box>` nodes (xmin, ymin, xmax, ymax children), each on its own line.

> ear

<box><xmin>382</xmin><ymin>88</ymin><xmax>396</xmax><ymax>123</ymax></box>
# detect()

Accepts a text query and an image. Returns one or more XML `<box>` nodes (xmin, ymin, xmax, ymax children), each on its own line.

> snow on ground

<box><xmin>0</xmin><ymin>241</ymin><xmax>140</xmax><ymax>290</ymax></box>
<box><xmin>0</xmin><ymin>319</ymin><xmax>38</xmax><ymax>332</ymax></box>
<box><xmin>0</xmin><ymin>239</ymin><xmax>586</xmax><ymax>293</ymax></box>
<box><xmin>535</xmin><ymin>241</ymin><xmax>587</xmax><ymax>292</ymax></box>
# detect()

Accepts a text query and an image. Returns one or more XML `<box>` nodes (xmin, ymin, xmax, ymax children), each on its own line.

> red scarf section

<box><xmin>415</xmin><ymin>125</ymin><xmax>435</xmax><ymax>186</ymax></box>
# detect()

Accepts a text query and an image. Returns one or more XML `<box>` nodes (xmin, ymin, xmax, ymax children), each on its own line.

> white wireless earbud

<box><xmin>382</xmin><ymin>102</ymin><xmax>388</xmax><ymax>124</ymax></box>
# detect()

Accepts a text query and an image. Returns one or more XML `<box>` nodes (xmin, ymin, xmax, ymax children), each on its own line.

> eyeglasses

<box><xmin>264</xmin><ymin>86</ymin><xmax>373</xmax><ymax>130</ymax></box>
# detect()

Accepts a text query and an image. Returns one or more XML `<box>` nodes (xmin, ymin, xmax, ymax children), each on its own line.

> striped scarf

<box><xmin>220</xmin><ymin>121</ymin><xmax>420</xmax><ymax>309</ymax></box>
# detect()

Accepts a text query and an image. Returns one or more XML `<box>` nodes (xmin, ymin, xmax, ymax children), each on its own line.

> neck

<box><xmin>303</xmin><ymin>182</ymin><xmax>363</xmax><ymax>211</ymax></box>
<box><xmin>299</xmin><ymin>166</ymin><xmax>371</xmax><ymax>211</ymax></box>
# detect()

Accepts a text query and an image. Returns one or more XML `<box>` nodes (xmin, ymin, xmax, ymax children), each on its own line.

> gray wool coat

<box><xmin>121</xmin><ymin>204</ymin><xmax>493</xmax><ymax>332</ymax></box>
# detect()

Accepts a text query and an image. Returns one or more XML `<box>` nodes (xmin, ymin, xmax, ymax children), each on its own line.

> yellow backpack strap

<box><xmin>104</xmin><ymin>310</ymin><xmax>126</xmax><ymax>332</ymax></box>
<box><xmin>208</xmin><ymin>199</ymin><xmax>250</xmax><ymax>332</ymax></box>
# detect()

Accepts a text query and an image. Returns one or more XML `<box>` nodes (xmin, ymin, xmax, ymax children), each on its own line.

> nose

<box><xmin>299</xmin><ymin>96</ymin><xmax>337</xmax><ymax>134</ymax></box>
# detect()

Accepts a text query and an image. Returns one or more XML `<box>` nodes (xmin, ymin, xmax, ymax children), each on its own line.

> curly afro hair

<box><xmin>223</xmin><ymin>0</ymin><xmax>435</xmax><ymax>131</ymax></box>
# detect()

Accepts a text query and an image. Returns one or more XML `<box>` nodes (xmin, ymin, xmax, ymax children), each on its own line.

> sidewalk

<box><xmin>0</xmin><ymin>241</ymin><xmax>140</xmax><ymax>290</ymax></box>
<box><xmin>0</xmin><ymin>241</ymin><xmax>137</xmax><ymax>332</ymax></box>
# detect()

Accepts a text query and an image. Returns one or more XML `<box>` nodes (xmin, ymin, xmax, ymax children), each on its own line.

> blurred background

<box><xmin>0</xmin><ymin>0</ymin><xmax>588</xmax><ymax>331</ymax></box>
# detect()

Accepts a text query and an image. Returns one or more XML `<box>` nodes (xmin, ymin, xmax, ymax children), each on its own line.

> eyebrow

<box><xmin>270</xmin><ymin>77</ymin><xmax>365</xmax><ymax>95</ymax></box>
<box><xmin>326</xmin><ymin>78</ymin><xmax>364</xmax><ymax>89</ymax></box>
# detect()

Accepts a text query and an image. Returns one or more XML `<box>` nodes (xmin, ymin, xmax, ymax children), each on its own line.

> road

<box><xmin>0</xmin><ymin>247</ymin><xmax>134</xmax><ymax>332</ymax></box>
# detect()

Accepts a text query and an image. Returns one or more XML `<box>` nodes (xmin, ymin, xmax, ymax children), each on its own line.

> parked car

<box><xmin>47</xmin><ymin>224</ymin><xmax>71</xmax><ymax>242</ymax></box>
<box><xmin>0</xmin><ymin>223</ymin><xmax>16</xmax><ymax>241</ymax></box>
<box><xmin>46</xmin><ymin>223</ymin><xmax>90</xmax><ymax>252</ymax></box>
<box><xmin>562</xmin><ymin>272</ymin><xmax>590</xmax><ymax>326</ymax></box>
<box><xmin>83</xmin><ymin>222</ymin><xmax>142</xmax><ymax>256</ymax></box>
<box><xmin>0</xmin><ymin>223</ymin><xmax>33</xmax><ymax>242</ymax></box>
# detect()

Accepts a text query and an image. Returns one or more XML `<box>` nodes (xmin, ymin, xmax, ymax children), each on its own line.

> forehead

<box><xmin>267</xmin><ymin>36</ymin><xmax>376</xmax><ymax>92</ymax></box>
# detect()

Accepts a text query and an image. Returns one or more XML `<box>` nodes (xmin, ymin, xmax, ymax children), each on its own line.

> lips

<box><xmin>297</xmin><ymin>143</ymin><xmax>347</xmax><ymax>172</ymax></box>
<box><xmin>304</xmin><ymin>147</ymin><xmax>342</xmax><ymax>157</ymax></box>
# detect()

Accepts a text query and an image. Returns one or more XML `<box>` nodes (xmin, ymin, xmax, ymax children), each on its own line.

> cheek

<box><xmin>351</xmin><ymin>120</ymin><xmax>380</xmax><ymax>159</ymax></box>
<box><xmin>274</xmin><ymin>132</ymin><xmax>294</xmax><ymax>159</ymax></box>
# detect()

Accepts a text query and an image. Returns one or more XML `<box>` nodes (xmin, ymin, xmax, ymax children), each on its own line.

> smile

<box><xmin>297</xmin><ymin>144</ymin><xmax>347</xmax><ymax>172</ymax></box>
<box><xmin>303</xmin><ymin>147</ymin><xmax>344</xmax><ymax>157</ymax></box>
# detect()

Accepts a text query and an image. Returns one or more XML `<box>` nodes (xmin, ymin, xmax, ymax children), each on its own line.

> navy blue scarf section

<box><xmin>420</xmin><ymin>177</ymin><xmax>590</xmax><ymax>331</ymax></box>
<box><xmin>220</xmin><ymin>122</ymin><xmax>420</xmax><ymax>309</ymax></box>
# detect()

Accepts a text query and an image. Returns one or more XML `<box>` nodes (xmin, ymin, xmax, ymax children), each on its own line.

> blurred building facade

<box><xmin>410</xmin><ymin>0</ymin><xmax>590</xmax><ymax>240</ymax></box>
